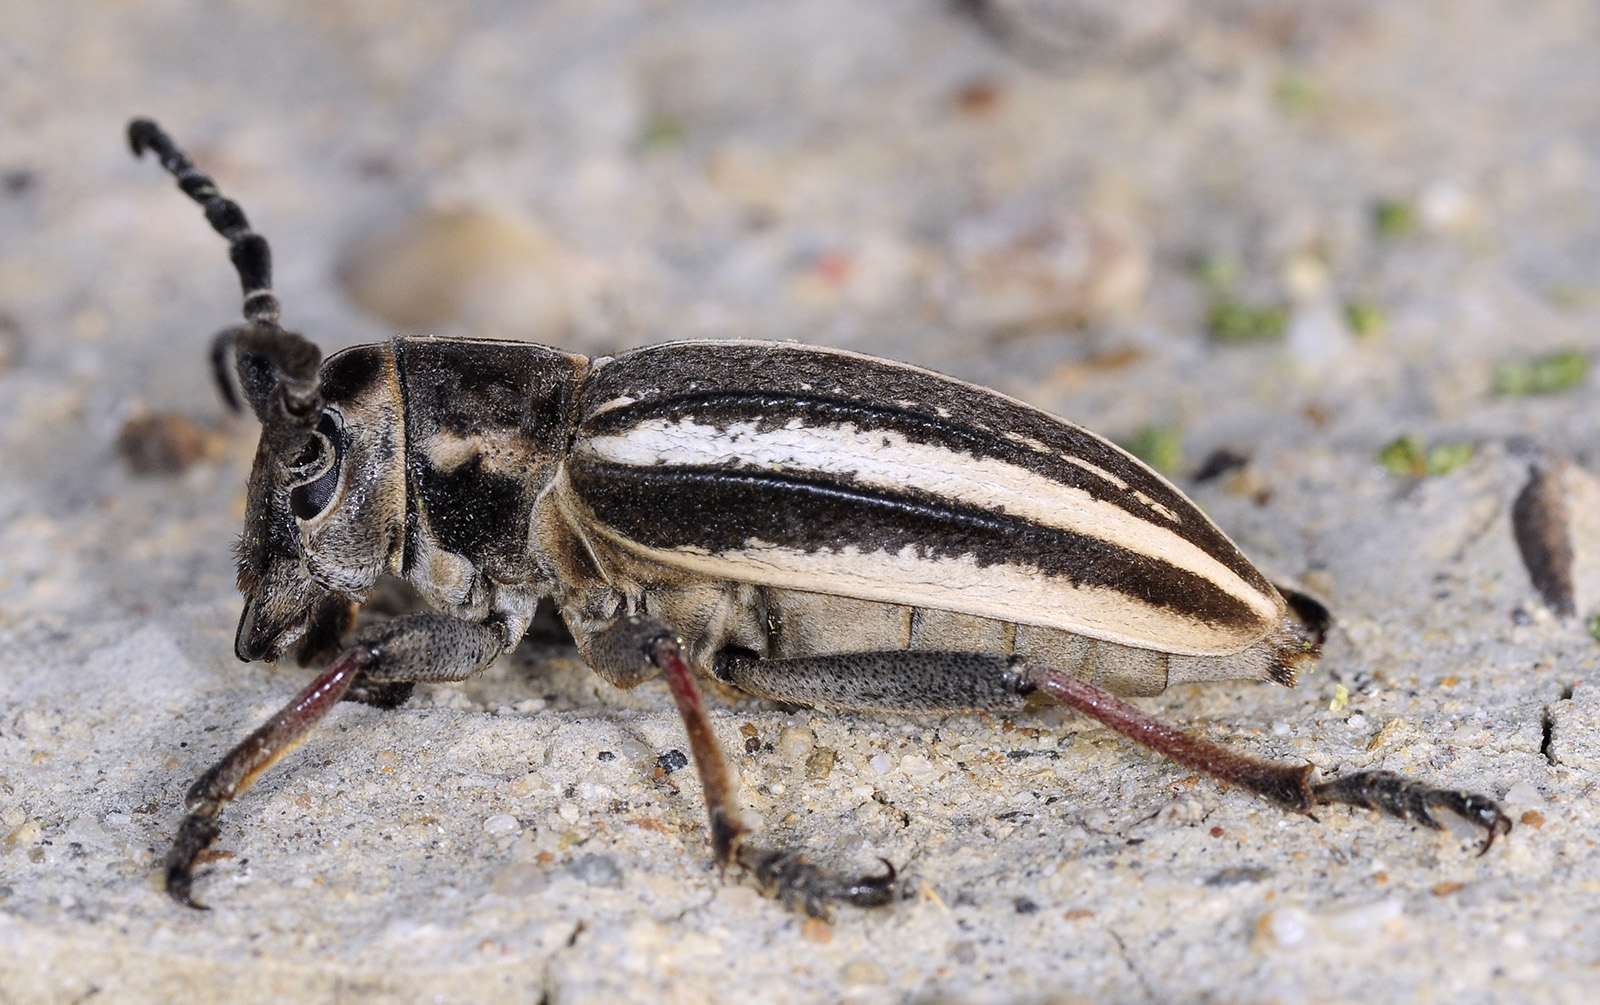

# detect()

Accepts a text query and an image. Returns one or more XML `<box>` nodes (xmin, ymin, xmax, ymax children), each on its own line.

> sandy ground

<box><xmin>2</xmin><ymin>1</ymin><xmax>1599</xmax><ymax>1002</ymax></box>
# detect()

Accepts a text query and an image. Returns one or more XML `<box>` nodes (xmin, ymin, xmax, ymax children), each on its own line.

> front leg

<box><xmin>579</xmin><ymin>615</ymin><xmax>896</xmax><ymax>918</ymax></box>
<box><xmin>165</xmin><ymin>613</ymin><xmax>508</xmax><ymax>908</ymax></box>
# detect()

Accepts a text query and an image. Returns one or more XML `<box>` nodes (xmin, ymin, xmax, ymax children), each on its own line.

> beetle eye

<box><xmin>288</xmin><ymin>413</ymin><xmax>343</xmax><ymax>519</ymax></box>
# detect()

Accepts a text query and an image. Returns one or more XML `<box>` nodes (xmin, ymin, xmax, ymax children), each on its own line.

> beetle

<box><xmin>128</xmin><ymin>119</ymin><xmax>1510</xmax><ymax>918</ymax></box>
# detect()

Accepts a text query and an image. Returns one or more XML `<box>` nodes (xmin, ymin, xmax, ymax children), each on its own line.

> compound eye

<box><xmin>288</xmin><ymin>412</ymin><xmax>343</xmax><ymax>520</ymax></box>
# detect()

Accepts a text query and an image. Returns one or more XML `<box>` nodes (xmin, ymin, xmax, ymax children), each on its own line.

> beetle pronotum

<box><xmin>129</xmin><ymin>119</ymin><xmax>1510</xmax><ymax>917</ymax></box>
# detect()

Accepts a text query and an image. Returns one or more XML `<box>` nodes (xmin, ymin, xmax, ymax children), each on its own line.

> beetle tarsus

<box><xmin>1312</xmin><ymin>770</ymin><xmax>1512</xmax><ymax>853</ymax></box>
<box><xmin>737</xmin><ymin>846</ymin><xmax>897</xmax><ymax>919</ymax></box>
<box><xmin>164</xmin><ymin>812</ymin><xmax>221</xmax><ymax>910</ymax></box>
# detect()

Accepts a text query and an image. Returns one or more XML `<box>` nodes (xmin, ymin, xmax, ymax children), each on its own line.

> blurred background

<box><xmin>7</xmin><ymin>0</ymin><xmax>1597</xmax><ymax>459</ymax></box>
<box><xmin>2</xmin><ymin>2</ymin><xmax>1598</xmax><ymax>1002</ymax></box>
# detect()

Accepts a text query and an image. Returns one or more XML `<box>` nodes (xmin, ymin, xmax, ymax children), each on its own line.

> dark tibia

<box><xmin>1023</xmin><ymin>667</ymin><xmax>1317</xmax><ymax>812</ymax></box>
<box><xmin>1024</xmin><ymin>667</ymin><xmax>1511</xmax><ymax>850</ymax></box>
<box><xmin>581</xmin><ymin>615</ymin><xmax>898</xmax><ymax>917</ymax></box>
<box><xmin>643</xmin><ymin>631</ymin><xmax>748</xmax><ymax>865</ymax></box>
<box><xmin>166</xmin><ymin>647</ymin><xmax>370</xmax><ymax>908</ymax></box>
<box><xmin>1313</xmin><ymin>771</ymin><xmax>1512</xmax><ymax>854</ymax></box>
<box><xmin>165</xmin><ymin>614</ymin><xmax>508</xmax><ymax>908</ymax></box>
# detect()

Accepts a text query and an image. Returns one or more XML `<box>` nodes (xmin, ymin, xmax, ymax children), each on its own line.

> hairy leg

<box><xmin>717</xmin><ymin>648</ymin><xmax>1511</xmax><ymax>853</ymax></box>
<box><xmin>580</xmin><ymin>616</ymin><xmax>896</xmax><ymax>918</ymax></box>
<box><xmin>165</xmin><ymin>614</ymin><xmax>508</xmax><ymax>908</ymax></box>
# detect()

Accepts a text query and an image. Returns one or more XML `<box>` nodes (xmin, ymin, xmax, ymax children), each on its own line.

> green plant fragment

<box><xmin>1425</xmin><ymin>442</ymin><xmax>1474</xmax><ymax>476</ymax></box>
<box><xmin>1373</xmin><ymin>199</ymin><xmax>1415</xmax><ymax>238</ymax></box>
<box><xmin>1344</xmin><ymin>300</ymin><xmax>1386</xmax><ymax>339</ymax></box>
<box><xmin>1379</xmin><ymin>434</ymin><xmax>1474</xmax><ymax>477</ymax></box>
<box><xmin>1492</xmin><ymin>350</ymin><xmax>1589</xmax><ymax>397</ymax></box>
<box><xmin>1274</xmin><ymin>71</ymin><xmax>1322</xmax><ymax>115</ymax></box>
<box><xmin>1122</xmin><ymin>425</ymin><xmax>1183</xmax><ymax>475</ymax></box>
<box><xmin>1207</xmin><ymin>299</ymin><xmax>1287</xmax><ymax>343</ymax></box>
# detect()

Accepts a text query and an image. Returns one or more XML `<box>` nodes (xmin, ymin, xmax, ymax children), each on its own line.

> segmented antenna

<box><xmin>129</xmin><ymin>118</ymin><xmax>322</xmax><ymax>446</ymax></box>
<box><xmin>127</xmin><ymin>119</ymin><xmax>281</xmax><ymax>329</ymax></box>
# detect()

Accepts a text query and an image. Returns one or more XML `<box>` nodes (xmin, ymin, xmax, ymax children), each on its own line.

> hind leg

<box><xmin>716</xmin><ymin>648</ymin><xmax>1511</xmax><ymax>852</ymax></box>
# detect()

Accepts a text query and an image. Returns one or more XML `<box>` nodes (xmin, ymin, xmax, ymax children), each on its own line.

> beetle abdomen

<box><xmin>566</xmin><ymin>341</ymin><xmax>1285</xmax><ymax>658</ymax></box>
<box><xmin>750</xmin><ymin>590</ymin><xmax>1308</xmax><ymax>696</ymax></box>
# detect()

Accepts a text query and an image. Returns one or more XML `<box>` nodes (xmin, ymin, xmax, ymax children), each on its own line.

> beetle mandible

<box><xmin>128</xmin><ymin>119</ymin><xmax>1510</xmax><ymax>917</ymax></box>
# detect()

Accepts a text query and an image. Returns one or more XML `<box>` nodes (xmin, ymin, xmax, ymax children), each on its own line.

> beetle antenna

<box><xmin>129</xmin><ymin>118</ymin><xmax>322</xmax><ymax>447</ymax></box>
<box><xmin>127</xmin><ymin>118</ymin><xmax>281</xmax><ymax>329</ymax></box>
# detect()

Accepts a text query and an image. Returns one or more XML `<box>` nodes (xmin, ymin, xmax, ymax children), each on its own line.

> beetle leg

<box><xmin>579</xmin><ymin>616</ymin><xmax>897</xmax><ymax>917</ymax></box>
<box><xmin>166</xmin><ymin>614</ymin><xmax>508</xmax><ymax>908</ymax></box>
<box><xmin>1023</xmin><ymin>667</ymin><xmax>1512</xmax><ymax>849</ymax></box>
<box><xmin>717</xmin><ymin>649</ymin><xmax>1510</xmax><ymax>851</ymax></box>
<box><xmin>1310</xmin><ymin>771</ymin><xmax>1512</xmax><ymax>854</ymax></box>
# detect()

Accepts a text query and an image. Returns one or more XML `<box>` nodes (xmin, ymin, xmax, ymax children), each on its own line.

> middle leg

<box><xmin>579</xmin><ymin>615</ymin><xmax>896</xmax><ymax>918</ymax></box>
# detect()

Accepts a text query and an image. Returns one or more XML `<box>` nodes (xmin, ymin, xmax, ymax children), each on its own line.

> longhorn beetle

<box><xmin>128</xmin><ymin>119</ymin><xmax>1510</xmax><ymax>918</ymax></box>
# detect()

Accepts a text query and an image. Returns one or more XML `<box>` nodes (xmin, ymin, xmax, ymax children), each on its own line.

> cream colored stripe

<box><xmin>580</xmin><ymin>418</ymin><xmax>1280</xmax><ymax>627</ymax></box>
<box><xmin>605</xmin><ymin>537</ymin><xmax>1262</xmax><ymax>656</ymax></box>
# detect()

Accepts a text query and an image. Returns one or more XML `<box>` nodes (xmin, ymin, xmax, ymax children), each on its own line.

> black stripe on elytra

<box><xmin>578</xmin><ymin>389</ymin><xmax>1264</xmax><ymax>593</ymax></box>
<box><xmin>583</xmin><ymin>340</ymin><xmax>1251</xmax><ymax>544</ymax></box>
<box><xmin>568</xmin><ymin>461</ymin><xmax>1265</xmax><ymax>633</ymax></box>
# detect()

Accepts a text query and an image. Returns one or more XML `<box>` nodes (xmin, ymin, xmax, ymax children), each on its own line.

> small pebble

<box><xmin>3</xmin><ymin>820</ymin><xmax>42</xmax><ymax>847</ymax></box>
<box><xmin>898</xmin><ymin>753</ymin><xmax>936</xmax><ymax>780</ymax></box>
<box><xmin>483</xmin><ymin>813</ymin><xmax>520</xmax><ymax>836</ymax></box>
<box><xmin>776</xmin><ymin>726</ymin><xmax>815</xmax><ymax>761</ymax></box>
<box><xmin>509</xmin><ymin>772</ymin><xmax>548</xmax><ymax>798</ymax></box>
<box><xmin>566</xmin><ymin>853</ymin><xmax>624</xmax><ymax>888</ymax></box>
<box><xmin>656</xmin><ymin>749</ymin><xmax>689</xmax><ymax>775</ymax></box>
<box><xmin>117</xmin><ymin>413</ymin><xmax>221</xmax><ymax>475</ymax></box>
<box><xmin>869</xmin><ymin>752</ymin><xmax>893</xmax><ymax>775</ymax></box>
<box><xmin>0</xmin><ymin>315</ymin><xmax>20</xmax><ymax>370</ymax></box>
<box><xmin>841</xmin><ymin>960</ymin><xmax>888</xmax><ymax>986</ymax></box>
<box><xmin>1503</xmin><ymin>780</ymin><xmax>1543</xmax><ymax>808</ymax></box>
<box><xmin>805</xmin><ymin>748</ymin><xmax>836</xmax><ymax>780</ymax></box>
<box><xmin>338</xmin><ymin>207</ymin><xmax>586</xmax><ymax>340</ymax></box>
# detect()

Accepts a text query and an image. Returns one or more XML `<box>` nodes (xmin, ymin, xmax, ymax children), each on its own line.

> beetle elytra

<box><xmin>129</xmin><ymin>119</ymin><xmax>1510</xmax><ymax>918</ymax></box>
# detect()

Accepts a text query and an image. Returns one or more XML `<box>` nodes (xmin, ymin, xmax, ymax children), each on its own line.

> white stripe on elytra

<box><xmin>579</xmin><ymin>417</ymin><xmax>1278</xmax><ymax>628</ymax></box>
<box><xmin>604</xmin><ymin>536</ymin><xmax>1264</xmax><ymax>656</ymax></box>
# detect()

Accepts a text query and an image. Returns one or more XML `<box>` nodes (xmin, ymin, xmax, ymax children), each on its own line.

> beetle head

<box><xmin>230</xmin><ymin>342</ymin><xmax>408</xmax><ymax>663</ymax></box>
<box><xmin>128</xmin><ymin>120</ymin><xmax>407</xmax><ymax>664</ymax></box>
